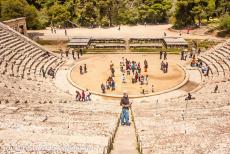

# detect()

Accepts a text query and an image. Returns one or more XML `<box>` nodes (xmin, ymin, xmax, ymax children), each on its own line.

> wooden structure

<box><xmin>67</xmin><ymin>37</ymin><xmax>91</xmax><ymax>48</ymax></box>
<box><xmin>163</xmin><ymin>37</ymin><xmax>188</xmax><ymax>48</ymax></box>
<box><xmin>91</xmin><ymin>38</ymin><xmax>125</xmax><ymax>44</ymax></box>
<box><xmin>129</xmin><ymin>43</ymin><xmax>162</xmax><ymax>49</ymax></box>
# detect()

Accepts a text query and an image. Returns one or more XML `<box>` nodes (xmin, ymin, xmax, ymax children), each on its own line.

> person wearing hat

<box><xmin>120</xmin><ymin>91</ymin><xmax>132</xmax><ymax>126</ymax></box>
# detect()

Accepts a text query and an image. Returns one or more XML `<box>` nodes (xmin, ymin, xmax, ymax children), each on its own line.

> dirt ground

<box><xmin>70</xmin><ymin>54</ymin><xmax>185</xmax><ymax>95</ymax></box>
<box><xmin>29</xmin><ymin>24</ymin><xmax>223</xmax><ymax>40</ymax></box>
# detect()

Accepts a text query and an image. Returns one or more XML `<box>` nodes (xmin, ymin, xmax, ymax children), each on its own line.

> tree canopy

<box><xmin>174</xmin><ymin>0</ymin><xmax>229</xmax><ymax>28</ymax></box>
<box><xmin>0</xmin><ymin>0</ymin><xmax>229</xmax><ymax>30</ymax></box>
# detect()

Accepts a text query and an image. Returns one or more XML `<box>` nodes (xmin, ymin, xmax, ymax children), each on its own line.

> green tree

<box><xmin>1</xmin><ymin>0</ymin><xmax>43</xmax><ymax>29</ymax></box>
<box><xmin>48</xmin><ymin>2</ymin><xmax>71</xmax><ymax>25</ymax></box>
<box><xmin>219</xmin><ymin>14</ymin><xmax>230</xmax><ymax>30</ymax></box>
<box><xmin>75</xmin><ymin>0</ymin><xmax>98</xmax><ymax>26</ymax></box>
<box><xmin>139</xmin><ymin>0</ymin><xmax>172</xmax><ymax>24</ymax></box>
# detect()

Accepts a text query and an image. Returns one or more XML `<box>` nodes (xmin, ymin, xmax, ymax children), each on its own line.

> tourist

<box><xmin>145</xmin><ymin>75</ymin><xmax>148</xmax><ymax>85</ymax></box>
<box><xmin>84</xmin><ymin>64</ymin><xmax>87</xmax><ymax>73</ymax></box>
<box><xmin>101</xmin><ymin>83</ymin><xmax>106</xmax><ymax>93</ymax></box>
<box><xmin>111</xmin><ymin>67</ymin><xmax>115</xmax><ymax>77</ymax></box>
<box><xmin>80</xmin><ymin>48</ymin><xmax>83</xmax><ymax>56</ymax></box>
<box><xmin>189</xmin><ymin>51</ymin><xmax>193</xmax><ymax>58</ymax></box>
<box><xmin>60</xmin><ymin>49</ymin><xmax>63</xmax><ymax>59</ymax></box>
<box><xmin>40</xmin><ymin>66</ymin><xmax>46</xmax><ymax>78</ymax></box>
<box><xmin>160</xmin><ymin>50</ymin><xmax>163</xmax><ymax>59</ymax></box>
<box><xmin>135</xmin><ymin>72</ymin><xmax>138</xmax><ymax>83</ymax></box>
<box><xmin>144</xmin><ymin>59</ymin><xmax>148</xmax><ymax>72</ymax></box>
<box><xmin>131</xmin><ymin>62</ymin><xmax>135</xmax><ymax>75</ymax></box>
<box><xmin>160</xmin><ymin>61</ymin><xmax>165</xmax><ymax>71</ymax></box>
<box><xmin>77</xmin><ymin>50</ymin><xmax>80</xmax><ymax>59</ymax></box>
<box><xmin>185</xmin><ymin>93</ymin><xmax>195</xmax><ymax>100</ymax></box>
<box><xmin>140</xmin><ymin>75</ymin><xmax>144</xmax><ymax>85</ymax></box>
<box><xmin>164</xmin><ymin>32</ymin><xmax>166</xmax><ymax>36</ymax></box>
<box><xmin>51</xmin><ymin>26</ymin><xmax>53</xmax><ymax>33</ymax></box>
<box><xmin>138</xmin><ymin>66</ymin><xmax>141</xmax><ymax>74</ymax></box>
<box><xmin>206</xmin><ymin>66</ymin><xmax>210</xmax><ymax>77</ymax></box>
<box><xmin>48</xmin><ymin>67</ymin><xmax>55</xmax><ymax>78</ymax></box>
<box><xmin>151</xmin><ymin>85</ymin><xmax>154</xmax><ymax>93</ymax></box>
<box><xmin>165</xmin><ymin>62</ymin><xmax>168</xmax><ymax>73</ymax></box>
<box><xmin>137</xmin><ymin>62</ymin><xmax>140</xmax><ymax>69</ymax></box>
<box><xmin>65</xmin><ymin>28</ymin><xmax>67</xmax><ymax>36</ymax></box>
<box><xmin>132</xmin><ymin>75</ymin><xmax>135</xmax><ymax>83</ymax></box>
<box><xmin>181</xmin><ymin>50</ymin><xmax>184</xmax><ymax>60</ymax></box>
<box><xmin>72</xmin><ymin>49</ymin><xmax>75</xmax><ymax>60</ymax></box>
<box><xmin>76</xmin><ymin>90</ymin><xmax>81</xmax><ymax>101</ymax></box>
<box><xmin>198</xmin><ymin>48</ymin><xmax>201</xmax><ymax>55</ymax></box>
<box><xmin>81</xmin><ymin>90</ymin><xmax>85</xmax><ymax>101</ymax></box>
<box><xmin>110</xmin><ymin>61</ymin><xmax>114</xmax><ymax>70</ymax></box>
<box><xmin>106</xmin><ymin>79</ymin><xmax>110</xmax><ymax>90</ymax></box>
<box><xmin>163</xmin><ymin>51</ymin><xmax>167</xmax><ymax>60</ymax></box>
<box><xmin>201</xmin><ymin>65</ymin><xmax>207</xmax><ymax>74</ymax></box>
<box><xmin>214</xmin><ymin>85</ymin><xmax>218</xmax><ymax>93</ymax></box>
<box><xmin>120</xmin><ymin>62</ymin><xmax>124</xmax><ymax>72</ymax></box>
<box><xmin>85</xmin><ymin>89</ymin><xmax>91</xmax><ymax>101</ymax></box>
<box><xmin>120</xmin><ymin>91</ymin><xmax>132</xmax><ymax>126</ymax></box>
<box><xmin>184</xmin><ymin>54</ymin><xmax>188</xmax><ymax>60</ymax></box>
<box><xmin>54</xmin><ymin>27</ymin><xmax>56</xmax><ymax>33</ymax></box>
<box><xmin>80</xmin><ymin>65</ymin><xmax>83</xmax><ymax>74</ymax></box>
<box><xmin>127</xmin><ymin>68</ymin><xmax>130</xmax><ymax>75</ymax></box>
<box><xmin>111</xmin><ymin>79</ymin><xmax>115</xmax><ymax>91</ymax></box>
<box><xmin>122</xmin><ymin>74</ymin><xmax>126</xmax><ymax>83</ymax></box>
<box><xmin>45</xmin><ymin>51</ymin><xmax>50</xmax><ymax>57</ymax></box>
<box><xmin>65</xmin><ymin>48</ymin><xmax>69</xmax><ymax>57</ymax></box>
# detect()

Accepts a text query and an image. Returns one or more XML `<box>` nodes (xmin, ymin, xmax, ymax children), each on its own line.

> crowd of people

<box><xmin>75</xmin><ymin>89</ymin><xmax>91</xmax><ymax>101</ymax></box>
<box><xmin>50</xmin><ymin>25</ymin><xmax>68</xmax><ymax>36</ymax></box>
<box><xmin>40</xmin><ymin>66</ymin><xmax>56</xmax><ymax>78</ymax></box>
<box><xmin>179</xmin><ymin>46</ymin><xmax>210</xmax><ymax>77</ymax></box>
<box><xmin>160</xmin><ymin>61</ymin><xmax>169</xmax><ymax>73</ymax></box>
<box><xmin>79</xmin><ymin>64</ymin><xmax>87</xmax><ymax>75</ymax></box>
<box><xmin>60</xmin><ymin>48</ymin><xmax>83</xmax><ymax>60</ymax></box>
<box><xmin>100</xmin><ymin>58</ymin><xmax>153</xmax><ymax>94</ymax></box>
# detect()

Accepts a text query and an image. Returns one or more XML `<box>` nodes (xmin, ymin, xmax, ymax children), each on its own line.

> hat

<box><xmin>123</xmin><ymin>90</ymin><xmax>128</xmax><ymax>94</ymax></box>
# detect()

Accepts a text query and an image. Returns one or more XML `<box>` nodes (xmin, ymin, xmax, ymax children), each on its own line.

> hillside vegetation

<box><xmin>0</xmin><ymin>0</ymin><xmax>229</xmax><ymax>32</ymax></box>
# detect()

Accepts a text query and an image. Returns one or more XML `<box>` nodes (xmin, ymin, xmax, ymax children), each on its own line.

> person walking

<box><xmin>160</xmin><ymin>50</ymin><xmax>163</xmax><ymax>59</ymax></box>
<box><xmin>181</xmin><ymin>50</ymin><xmax>184</xmax><ymax>60</ymax></box>
<box><xmin>76</xmin><ymin>90</ymin><xmax>81</xmax><ymax>101</ymax></box>
<box><xmin>80</xmin><ymin>65</ymin><xmax>83</xmax><ymax>74</ymax></box>
<box><xmin>40</xmin><ymin>66</ymin><xmax>46</xmax><ymax>78</ymax></box>
<box><xmin>214</xmin><ymin>85</ymin><xmax>218</xmax><ymax>93</ymax></box>
<box><xmin>72</xmin><ymin>49</ymin><xmax>75</xmax><ymax>60</ymax></box>
<box><xmin>84</xmin><ymin>64</ymin><xmax>87</xmax><ymax>73</ymax></box>
<box><xmin>185</xmin><ymin>93</ymin><xmax>195</xmax><ymax>100</ymax></box>
<box><xmin>120</xmin><ymin>91</ymin><xmax>132</xmax><ymax>126</ymax></box>
<box><xmin>65</xmin><ymin>28</ymin><xmax>67</xmax><ymax>36</ymax></box>
<box><xmin>111</xmin><ymin>79</ymin><xmax>115</xmax><ymax>91</ymax></box>
<box><xmin>101</xmin><ymin>83</ymin><xmax>106</xmax><ymax>93</ymax></box>
<box><xmin>80</xmin><ymin>48</ymin><xmax>83</xmax><ymax>56</ymax></box>
<box><xmin>206</xmin><ymin>66</ymin><xmax>210</xmax><ymax>77</ymax></box>
<box><xmin>85</xmin><ymin>89</ymin><xmax>91</xmax><ymax>101</ymax></box>
<box><xmin>65</xmin><ymin>48</ymin><xmax>69</xmax><ymax>58</ymax></box>
<box><xmin>111</xmin><ymin>67</ymin><xmax>115</xmax><ymax>77</ymax></box>
<box><xmin>122</xmin><ymin>74</ymin><xmax>126</xmax><ymax>83</ymax></box>
<box><xmin>165</xmin><ymin>62</ymin><xmax>168</xmax><ymax>73</ymax></box>
<box><xmin>77</xmin><ymin>51</ymin><xmax>80</xmax><ymax>59</ymax></box>
<box><xmin>164</xmin><ymin>51</ymin><xmax>167</xmax><ymax>60</ymax></box>
<box><xmin>81</xmin><ymin>90</ymin><xmax>85</xmax><ymax>101</ymax></box>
